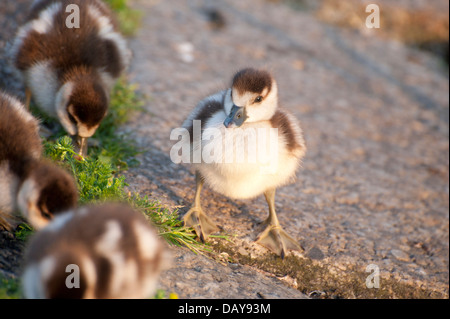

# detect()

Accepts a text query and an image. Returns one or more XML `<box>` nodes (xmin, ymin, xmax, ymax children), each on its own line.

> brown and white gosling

<box><xmin>22</xmin><ymin>203</ymin><xmax>169</xmax><ymax>299</ymax></box>
<box><xmin>10</xmin><ymin>0</ymin><xmax>131</xmax><ymax>156</ymax></box>
<box><xmin>0</xmin><ymin>92</ymin><xmax>78</xmax><ymax>231</ymax></box>
<box><xmin>181</xmin><ymin>68</ymin><xmax>306</xmax><ymax>258</ymax></box>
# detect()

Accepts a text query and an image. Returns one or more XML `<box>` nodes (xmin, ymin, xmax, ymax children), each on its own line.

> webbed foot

<box><xmin>183</xmin><ymin>206</ymin><xmax>218</xmax><ymax>242</ymax></box>
<box><xmin>256</xmin><ymin>225</ymin><xmax>303</xmax><ymax>259</ymax></box>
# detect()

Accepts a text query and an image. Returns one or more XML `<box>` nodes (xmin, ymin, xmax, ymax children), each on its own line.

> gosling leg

<box><xmin>25</xmin><ymin>87</ymin><xmax>31</xmax><ymax>110</ymax></box>
<box><xmin>256</xmin><ymin>188</ymin><xmax>303</xmax><ymax>259</ymax></box>
<box><xmin>183</xmin><ymin>171</ymin><xmax>218</xmax><ymax>242</ymax></box>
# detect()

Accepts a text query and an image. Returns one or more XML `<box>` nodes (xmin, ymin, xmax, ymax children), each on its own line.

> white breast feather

<box><xmin>187</xmin><ymin>101</ymin><xmax>302</xmax><ymax>199</ymax></box>
<box><xmin>0</xmin><ymin>163</ymin><xmax>20</xmax><ymax>215</ymax></box>
<box><xmin>25</xmin><ymin>61</ymin><xmax>59</xmax><ymax>117</ymax></box>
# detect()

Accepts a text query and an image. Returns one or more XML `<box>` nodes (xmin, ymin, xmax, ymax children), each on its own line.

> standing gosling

<box><xmin>0</xmin><ymin>92</ymin><xmax>78</xmax><ymax>231</ymax></box>
<box><xmin>181</xmin><ymin>68</ymin><xmax>306</xmax><ymax>258</ymax></box>
<box><xmin>22</xmin><ymin>203</ymin><xmax>168</xmax><ymax>299</ymax></box>
<box><xmin>10</xmin><ymin>0</ymin><xmax>131</xmax><ymax>156</ymax></box>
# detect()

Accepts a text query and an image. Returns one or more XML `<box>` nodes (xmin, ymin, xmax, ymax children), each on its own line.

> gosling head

<box><xmin>56</xmin><ymin>76</ymin><xmax>108</xmax><ymax>157</ymax></box>
<box><xmin>17</xmin><ymin>161</ymin><xmax>78</xmax><ymax>230</ymax></box>
<box><xmin>224</xmin><ymin>68</ymin><xmax>278</xmax><ymax>128</ymax></box>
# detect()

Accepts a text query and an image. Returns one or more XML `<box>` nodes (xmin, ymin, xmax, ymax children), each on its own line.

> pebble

<box><xmin>307</xmin><ymin>246</ymin><xmax>325</xmax><ymax>260</ymax></box>
<box><xmin>391</xmin><ymin>249</ymin><xmax>410</xmax><ymax>262</ymax></box>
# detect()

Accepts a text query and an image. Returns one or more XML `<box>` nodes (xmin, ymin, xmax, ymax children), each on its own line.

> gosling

<box><xmin>181</xmin><ymin>68</ymin><xmax>306</xmax><ymax>258</ymax></box>
<box><xmin>22</xmin><ymin>203</ymin><xmax>168</xmax><ymax>299</ymax></box>
<box><xmin>0</xmin><ymin>92</ymin><xmax>78</xmax><ymax>231</ymax></box>
<box><xmin>10</xmin><ymin>0</ymin><xmax>131</xmax><ymax>156</ymax></box>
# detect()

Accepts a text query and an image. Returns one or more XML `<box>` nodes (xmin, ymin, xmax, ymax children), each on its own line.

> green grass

<box><xmin>104</xmin><ymin>0</ymin><xmax>143</xmax><ymax>36</ymax></box>
<box><xmin>0</xmin><ymin>274</ymin><xmax>21</xmax><ymax>299</ymax></box>
<box><xmin>14</xmin><ymin>223</ymin><xmax>33</xmax><ymax>242</ymax></box>
<box><xmin>44</xmin><ymin>136</ymin><xmax>127</xmax><ymax>203</ymax></box>
<box><xmin>135</xmin><ymin>194</ymin><xmax>213</xmax><ymax>255</ymax></box>
<box><xmin>154</xmin><ymin>289</ymin><xmax>179</xmax><ymax>299</ymax></box>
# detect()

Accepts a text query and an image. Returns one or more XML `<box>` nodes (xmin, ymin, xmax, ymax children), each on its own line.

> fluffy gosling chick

<box><xmin>22</xmin><ymin>203</ymin><xmax>168</xmax><ymax>299</ymax></box>
<box><xmin>10</xmin><ymin>0</ymin><xmax>131</xmax><ymax>156</ymax></box>
<box><xmin>17</xmin><ymin>160</ymin><xmax>79</xmax><ymax>230</ymax></box>
<box><xmin>0</xmin><ymin>92</ymin><xmax>78</xmax><ymax>231</ymax></box>
<box><xmin>182</xmin><ymin>68</ymin><xmax>306</xmax><ymax>258</ymax></box>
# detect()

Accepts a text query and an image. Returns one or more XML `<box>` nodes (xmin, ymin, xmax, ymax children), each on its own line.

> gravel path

<box><xmin>1</xmin><ymin>0</ymin><xmax>448</xmax><ymax>298</ymax></box>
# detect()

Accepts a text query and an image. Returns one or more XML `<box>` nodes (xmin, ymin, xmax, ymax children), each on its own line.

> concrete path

<box><xmin>122</xmin><ymin>0</ymin><xmax>448</xmax><ymax>298</ymax></box>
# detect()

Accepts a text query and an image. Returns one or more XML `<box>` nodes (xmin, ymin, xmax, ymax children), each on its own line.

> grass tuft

<box><xmin>104</xmin><ymin>0</ymin><xmax>143</xmax><ymax>36</ymax></box>
<box><xmin>44</xmin><ymin>136</ymin><xmax>127</xmax><ymax>203</ymax></box>
<box><xmin>0</xmin><ymin>274</ymin><xmax>21</xmax><ymax>299</ymax></box>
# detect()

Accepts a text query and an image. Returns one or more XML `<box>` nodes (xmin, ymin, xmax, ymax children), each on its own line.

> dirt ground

<box><xmin>1</xmin><ymin>0</ymin><xmax>449</xmax><ymax>298</ymax></box>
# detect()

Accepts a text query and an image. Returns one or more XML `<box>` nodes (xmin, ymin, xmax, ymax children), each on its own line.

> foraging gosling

<box><xmin>10</xmin><ymin>0</ymin><xmax>131</xmax><ymax>156</ymax></box>
<box><xmin>22</xmin><ymin>203</ymin><xmax>168</xmax><ymax>299</ymax></box>
<box><xmin>181</xmin><ymin>68</ymin><xmax>306</xmax><ymax>258</ymax></box>
<box><xmin>0</xmin><ymin>92</ymin><xmax>78</xmax><ymax>231</ymax></box>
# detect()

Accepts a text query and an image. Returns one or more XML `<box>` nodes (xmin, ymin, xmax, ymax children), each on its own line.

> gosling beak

<box><xmin>72</xmin><ymin>135</ymin><xmax>88</xmax><ymax>157</ymax></box>
<box><xmin>224</xmin><ymin>104</ymin><xmax>247</xmax><ymax>128</ymax></box>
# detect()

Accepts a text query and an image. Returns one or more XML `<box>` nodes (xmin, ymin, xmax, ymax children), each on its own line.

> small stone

<box><xmin>307</xmin><ymin>246</ymin><xmax>325</xmax><ymax>260</ymax></box>
<box><xmin>336</xmin><ymin>193</ymin><xmax>359</xmax><ymax>205</ymax></box>
<box><xmin>391</xmin><ymin>249</ymin><xmax>410</xmax><ymax>262</ymax></box>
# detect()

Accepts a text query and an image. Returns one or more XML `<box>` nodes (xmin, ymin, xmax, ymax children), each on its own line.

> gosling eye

<box><xmin>39</xmin><ymin>203</ymin><xmax>53</xmax><ymax>220</ymax></box>
<box><xmin>254</xmin><ymin>96</ymin><xmax>263</xmax><ymax>103</ymax></box>
<box><xmin>41</xmin><ymin>211</ymin><xmax>52</xmax><ymax>220</ymax></box>
<box><xmin>68</xmin><ymin>112</ymin><xmax>77</xmax><ymax>125</ymax></box>
<box><xmin>236</xmin><ymin>114</ymin><xmax>241</xmax><ymax>119</ymax></box>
